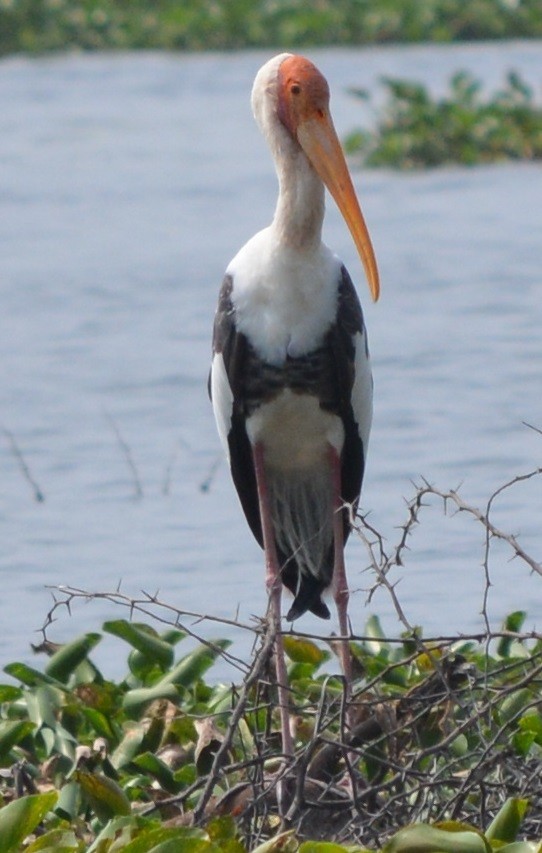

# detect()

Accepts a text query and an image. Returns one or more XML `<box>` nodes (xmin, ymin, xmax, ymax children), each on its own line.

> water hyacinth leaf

<box><xmin>513</xmin><ymin>728</ymin><xmax>536</xmax><ymax>757</ymax></box>
<box><xmin>0</xmin><ymin>790</ymin><xmax>58</xmax><ymax>853</ymax></box>
<box><xmin>498</xmin><ymin>612</ymin><xmax>527</xmax><ymax>658</ymax></box>
<box><xmin>110</xmin><ymin>722</ymin><xmax>149</xmax><ymax>769</ymax></box>
<box><xmin>103</xmin><ymin>620</ymin><xmax>174</xmax><ymax>669</ymax></box>
<box><xmin>519</xmin><ymin>712</ymin><xmax>542</xmax><ymax>735</ymax></box>
<box><xmin>449</xmin><ymin>732</ymin><xmax>469</xmax><ymax>757</ymax></box>
<box><xmin>132</xmin><ymin>752</ymin><xmax>180</xmax><ymax>793</ymax></box>
<box><xmin>287</xmin><ymin>662</ymin><xmax>319</xmax><ymax>683</ymax></box>
<box><xmin>283</xmin><ymin>635</ymin><xmax>326</xmax><ymax>665</ymax></box>
<box><xmin>0</xmin><ymin>684</ymin><xmax>22</xmax><ymax>702</ymax></box>
<box><xmin>206</xmin><ymin>683</ymin><xmax>236</xmax><ymax>715</ymax></box>
<box><xmin>160</xmin><ymin>628</ymin><xmax>187</xmax><ymax>646</ymax></box>
<box><xmin>499</xmin><ymin>689</ymin><xmax>534</xmax><ymax>724</ymax></box>
<box><xmin>158</xmin><ymin>640</ymin><xmax>231</xmax><ymax>688</ymax></box>
<box><xmin>206</xmin><ymin>815</ymin><xmax>239</xmax><ymax>846</ymax></box>
<box><xmin>485</xmin><ymin>797</ymin><xmax>529</xmax><ymax>843</ymax></box>
<box><xmin>0</xmin><ymin>719</ymin><xmax>35</xmax><ymax>757</ymax></box>
<box><xmin>54</xmin><ymin>780</ymin><xmax>81</xmax><ymax>821</ymax></box>
<box><xmin>24</xmin><ymin>826</ymin><xmax>80</xmax><ymax>852</ymax></box>
<box><xmin>127</xmin><ymin>649</ymin><xmax>163</xmax><ymax>681</ymax></box>
<box><xmin>4</xmin><ymin>662</ymin><xmax>65</xmax><ymax>688</ymax></box>
<box><xmin>80</xmin><ymin>706</ymin><xmax>117</xmax><ymax>740</ymax></box>
<box><xmin>121</xmin><ymin>826</ymin><xmax>211</xmax><ymax>853</ymax></box>
<box><xmin>237</xmin><ymin>717</ymin><xmax>255</xmax><ymax>757</ymax></box>
<box><xmin>75</xmin><ymin>768</ymin><xmax>131</xmax><ymax>822</ymax></box>
<box><xmin>44</xmin><ymin>633</ymin><xmax>102</xmax><ymax>683</ymax></box>
<box><xmin>382</xmin><ymin>823</ymin><xmax>490</xmax><ymax>852</ymax></box>
<box><xmin>498</xmin><ymin>843</ymin><xmax>542</xmax><ymax>852</ymax></box>
<box><xmin>363</xmin><ymin>614</ymin><xmax>387</xmax><ymax>656</ymax></box>
<box><xmin>86</xmin><ymin>815</ymin><xmax>146</xmax><ymax>852</ymax></box>
<box><xmin>25</xmin><ymin>684</ymin><xmax>63</xmax><ymax>729</ymax></box>
<box><xmin>299</xmin><ymin>843</ymin><xmax>353</xmax><ymax>853</ymax></box>
<box><xmin>251</xmin><ymin>831</ymin><xmax>298</xmax><ymax>853</ymax></box>
<box><xmin>122</xmin><ymin>682</ymin><xmax>180</xmax><ymax>715</ymax></box>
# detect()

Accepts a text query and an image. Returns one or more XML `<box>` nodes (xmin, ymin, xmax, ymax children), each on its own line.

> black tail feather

<box><xmin>283</xmin><ymin>570</ymin><xmax>331</xmax><ymax>622</ymax></box>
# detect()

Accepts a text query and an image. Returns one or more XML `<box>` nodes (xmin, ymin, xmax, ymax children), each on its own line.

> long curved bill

<box><xmin>297</xmin><ymin>112</ymin><xmax>380</xmax><ymax>302</ymax></box>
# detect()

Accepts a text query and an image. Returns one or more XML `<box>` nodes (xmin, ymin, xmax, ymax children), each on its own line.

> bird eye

<box><xmin>290</xmin><ymin>83</ymin><xmax>301</xmax><ymax>95</ymax></box>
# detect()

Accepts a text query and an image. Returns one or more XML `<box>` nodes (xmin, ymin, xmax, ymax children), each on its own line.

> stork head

<box><xmin>251</xmin><ymin>54</ymin><xmax>380</xmax><ymax>302</ymax></box>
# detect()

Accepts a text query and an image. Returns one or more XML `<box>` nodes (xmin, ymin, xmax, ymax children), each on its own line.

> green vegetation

<box><xmin>345</xmin><ymin>70</ymin><xmax>542</xmax><ymax>169</ymax></box>
<box><xmin>1</xmin><ymin>0</ymin><xmax>542</xmax><ymax>56</ymax></box>
<box><xmin>2</xmin><ymin>606</ymin><xmax>542</xmax><ymax>851</ymax></box>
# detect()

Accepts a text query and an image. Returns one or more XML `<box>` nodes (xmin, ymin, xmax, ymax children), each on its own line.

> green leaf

<box><xmin>0</xmin><ymin>720</ymin><xmax>35</xmax><ymax>757</ymax></box>
<box><xmin>121</xmin><ymin>826</ymin><xmax>211</xmax><ymax>853</ymax></box>
<box><xmin>25</xmin><ymin>684</ymin><xmax>64</xmax><ymax>729</ymax></box>
<box><xmin>485</xmin><ymin>797</ymin><xmax>529</xmax><ymax>844</ymax></box>
<box><xmin>103</xmin><ymin>621</ymin><xmax>174</xmax><ymax>669</ymax></box>
<box><xmin>132</xmin><ymin>752</ymin><xmax>180</xmax><ymax>793</ymax></box>
<box><xmin>283</xmin><ymin>636</ymin><xmax>326</xmax><ymax>665</ymax></box>
<box><xmin>45</xmin><ymin>633</ymin><xmax>102</xmax><ymax>683</ymax></box>
<box><xmin>382</xmin><ymin>823</ymin><xmax>490</xmax><ymax>853</ymax></box>
<box><xmin>158</xmin><ymin>640</ymin><xmax>231</xmax><ymax>688</ymax></box>
<box><xmin>518</xmin><ymin>711</ymin><xmax>542</xmax><ymax>745</ymax></box>
<box><xmin>24</xmin><ymin>826</ymin><xmax>81</xmax><ymax>852</ymax></box>
<box><xmin>0</xmin><ymin>791</ymin><xmax>58</xmax><ymax>853</ymax></box>
<box><xmin>4</xmin><ymin>662</ymin><xmax>65</xmax><ymax>688</ymax></box>
<box><xmin>75</xmin><ymin>768</ymin><xmax>131</xmax><ymax>822</ymax></box>
<box><xmin>252</xmin><ymin>832</ymin><xmax>298</xmax><ymax>853</ymax></box>
<box><xmin>122</xmin><ymin>683</ymin><xmax>180</xmax><ymax>714</ymax></box>
<box><xmin>497</xmin><ymin>612</ymin><xmax>527</xmax><ymax>657</ymax></box>
<box><xmin>86</xmin><ymin>815</ymin><xmax>145</xmax><ymax>852</ymax></box>
<box><xmin>499</xmin><ymin>689</ymin><xmax>533</xmax><ymax>724</ymax></box>
<box><xmin>363</xmin><ymin>615</ymin><xmax>387</xmax><ymax>656</ymax></box>
<box><xmin>110</xmin><ymin>721</ymin><xmax>149</xmax><ymax>769</ymax></box>
<box><xmin>206</xmin><ymin>816</ymin><xmax>238</xmax><ymax>846</ymax></box>
<box><xmin>299</xmin><ymin>843</ymin><xmax>350</xmax><ymax>853</ymax></box>
<box><xmin>0</xmin><ymin>684</ymin><xmax>22</xmax><ymax>702</ymax></box>
<box><xmin>54</xmin><ymin>780</ymin><xmax>81</xmax><ymax>821</ymax></box>
<box><xmin>123</xmin><ymin>641</ymin><xmax>230</xmax><ymax>714</ymax></box>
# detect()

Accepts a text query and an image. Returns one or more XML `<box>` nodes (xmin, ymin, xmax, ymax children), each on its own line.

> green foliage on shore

<box><xmin>1</xmin><ymin>0</ymin><xmax>542</xmax><ymax>56</ymax></box>
<box><xmin>345</xmin><ymin>70</ymin><xmax>542</xmax><ymax>168</ymax></box>
<box><xmin>2</xmin><ymin>609</ymin><xmax>542</xmax><ymax>850</ymax></box>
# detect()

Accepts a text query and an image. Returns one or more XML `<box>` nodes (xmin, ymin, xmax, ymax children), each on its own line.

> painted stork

<box><xmin>209</xmin><ymin>53</ymin><xmax>379</xmax><ymax>756</ymax></box>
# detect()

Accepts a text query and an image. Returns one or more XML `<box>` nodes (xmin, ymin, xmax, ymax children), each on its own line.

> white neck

<box><xmin>271</xmin><ymin>149</ymin><xmax>325</xmax><ymax>252</ymax></box>
<box><xmin>251</xmin><ymin>54</ymin><xmax>325</xmax><ymax>255</ymax></box>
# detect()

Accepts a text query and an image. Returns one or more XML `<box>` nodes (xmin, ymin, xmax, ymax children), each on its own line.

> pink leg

<box><xmin>253</xmin><ymin>443</ymin><xmax>293</xmax><ymax>759</ymax></box>
<box><xmin>328</xmin><ymin>446</ymin><xmax>352</xmax><ymax>702</ymax></box>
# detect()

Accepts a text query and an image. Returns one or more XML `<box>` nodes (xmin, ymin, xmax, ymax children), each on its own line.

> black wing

<box><xmin>324</xmin><ymin>265</ymin><xmax>369</xmax><ymax>541</ymax></box>
<box><xmin>210</xmin><ymin>275</ymin><xmax>263</xmax><ymax>547</ymax></box>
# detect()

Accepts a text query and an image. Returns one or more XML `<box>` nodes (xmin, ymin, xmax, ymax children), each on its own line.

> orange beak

<box><xmin>297</xmin><ymin>111</ymin><xmax>380</xmax><ymax>302</ymax></box>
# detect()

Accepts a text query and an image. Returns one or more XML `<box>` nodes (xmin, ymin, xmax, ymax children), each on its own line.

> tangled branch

<box><xmin>33</xmin><ymin>466</ymin><xmax>542</xmax><ymax>846</ymax></box>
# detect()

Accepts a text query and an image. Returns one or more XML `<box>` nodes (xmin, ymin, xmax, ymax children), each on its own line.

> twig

<box><xmin>2</xmin><ymin>426</ymin><xmax>45</xmax><ymax>502</ymax></box>
<box><xmin>104</xmin><ymin>411</ymin><xmax>143</xmax><ymax>499</ymax></box>
<box><xmin>200</xmin><ymin>454</ymin><xmax>222</xmax><ymax>493</ymax></box>
<box><xmin>192</xmin><ymin>620</ymin><xmax>276</xmax><ymax>824</ymax></box>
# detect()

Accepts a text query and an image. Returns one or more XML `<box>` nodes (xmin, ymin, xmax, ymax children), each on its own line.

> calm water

<box><xmin>1</xmin><ymin>44</ymin><xmax>541</xmax><ymax>680</ymax></box>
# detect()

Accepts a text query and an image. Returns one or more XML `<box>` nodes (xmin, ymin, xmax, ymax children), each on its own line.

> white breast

<box><xmin>227</xmin><ymin>229</ymin><xmax>342</xmax><ymax>365</ymax></box>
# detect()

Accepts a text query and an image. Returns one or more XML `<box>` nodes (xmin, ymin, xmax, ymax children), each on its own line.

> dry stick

<box><xmin>162</xmin><ymin>435</ymin><xmax>192</xmax><ymax>495</ymax></box>
<box><xmin>192</xmin><ymin>621</ymin><xmax>276</xmax><ymax>824</ymax></box>
<box><xmin>199</xmin><ymin>454</ymin><xmax>223</xmax><ymax>493</ymax></box>
<box><xmin>2</xmin><ymin>427</ymin><xmax>45</xmax><ymax>502</ymax></box>
<box><xmin>104</xmin><ymin>411</ymin><xmax>143</xmax><ymax>499</ymax></box>
<box><xmin>481</xmin><ymin>465</ymin><xmax>542</xmax><ymax>632</ymax></box>
<box><xmin>43</xmin><ymin>584</ymin><xmax>251</xmax><ymax>675</ymax></box>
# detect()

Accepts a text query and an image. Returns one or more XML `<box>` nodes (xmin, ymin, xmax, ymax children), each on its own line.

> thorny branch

<box><xmin>36</xmin><ymin>467</ymin><xmax>542</xmax><ymax>845</ymax></box>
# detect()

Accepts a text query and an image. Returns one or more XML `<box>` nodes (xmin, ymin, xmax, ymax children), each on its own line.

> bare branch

<box><xmin>2</xmin><ymin>426</ymin><xmax>45</xmax><ymax>502</ymax></box>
